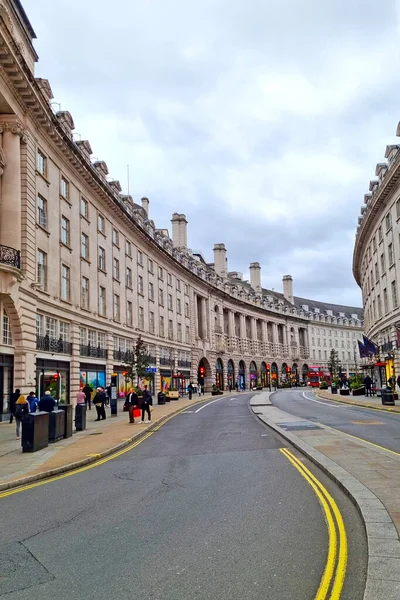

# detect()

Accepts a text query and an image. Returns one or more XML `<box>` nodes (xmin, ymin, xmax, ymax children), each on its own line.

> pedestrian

<box><xmin>93</xmin><ymin>387</ymin><xmax>106</xmax><ymax>421</ymax></box>
<box><xmin>364</xmin><ymin>375</ymin><xmax>372</xmax><ymax>397</ymax></box>
<box><xmin>76</xmin><ymin>389</ymin><xmax>86</xmax><ymax>405</ymax></box>
<box><xmin>397</xmin><ymin>375</ymin><xmax>400</xmax><ymax>391</ymax></box>
<box><xmin>141</xmin><ymin>385</ymin><xmax>152</xmax><ymax>424</ymax></box>
<box><xmin>188</xmin><ymin>382</ymin><xmax>193</xmax><ymax>400</ymax></box>
<box><xmin>14</xmin><ymin>394</ymin><xmax>29</xmax><ymax>439</ymax></box>
<box><xmin>82</xmin><ymin>383</ymin><xmax>93</xmax><ymax>410</ymax></box>
<box><xmin>198</xmin><ymin>384</ymin><xmax>202</xmax><ymax>397</ymax></box>
<box><xmin>39</xmin><ymin>390</ymin><xmax>57</xmax><ymax>412</ymax></box>
<box><xmin>105</xmin><ymin>384</ymin><xmax>111</xmax><ymax>407</ymax></box>
<box><xmin>235</xmin><ymin>382</ymin><xmax>238</xmax><ymax>392</ymax></box>
<box><xmin>125</xmin><ymin>387</ymin><xmax>138</xmax><ymax>424</ymax></box>
<box><xmin>229</xmin><ymin>383</ymin><xmax>232</xmax><ymax>392</ymax></box>
<box><xmin>27</xmin><ymin>391</ymin><xmax>38</xmax><ymax>413</ymax></box>
<box><xmin>9</xmin><ymin>388</ymin><xmax>20</xmax><ymax>424</ymax></box>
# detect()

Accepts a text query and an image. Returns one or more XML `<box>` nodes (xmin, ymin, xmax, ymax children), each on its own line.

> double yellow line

<box><xmin>280</xmin><ymin>448</ymin><xmax>347</xmax><ymax>600</ymax></box>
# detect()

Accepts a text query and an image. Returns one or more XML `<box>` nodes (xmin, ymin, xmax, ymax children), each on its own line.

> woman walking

<box><xmin>14</xmin><ymin>394</ymin><xmax>29</xmax><ymax>439</ymax></box>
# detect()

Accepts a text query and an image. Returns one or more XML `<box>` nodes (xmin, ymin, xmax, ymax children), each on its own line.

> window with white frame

<box><xmin>176</xmin><ymin>279</ymin><xmax>181</xmax><ymax>292</ymax></box>
<box><xmin>88</xmin><ymin>329</ymin><xmax>97</xmax><ymax>347</ymax></box>
<box><xmin>158</xmin><ymin>266</ymin><xmax>163</xmax><ymax>280</ymax></box>
<box><xmin>60</xmin><ymin>176</ymin><xmax>69</xmax><ymax>199</ymax></box>
<box><xmin>2</xmin><ymin>312</ymin><xmax>12</xmax><ymax>345</ymax></box>
<box><xmin>59</xmin><ymin>321</ymin><xmax>70</xmax><ymax>342</ymax></box>
<box><xmin>167</xmin><ymin>273</ymin><xmax>172</xmax><ymax>286</ymax></box>
<box><xmin>184</xmin><ymin>283</ymin><xmax>189</xmax><ymax>295</ymax></box>
<box><xmin>113</xmin><ymin>293</ymin><xmax>120</xmax><ymax>321</ymax></box>
<box><xmin>112</xmin><ymin>228</ymin><xmax>119</xmax><ymax>246</ymax></box>
<box><xmin>127</xmin><ymin>301</ymin><xmax>133</xmax><ymax>327</ymax></box>
<box><xmin>149</xmin><ymin>282</ymin><xmax>154</xmax><ymax>301</ymax></box>
<box><xmin>98</xmin><ymin>332</ymin><xmax>106</xmax><ymax>348</ymax></box>
<box><xmin>177</xmin><ymin>322</ymin><xmax>182</xmax><ymax>342</ymax></box>
<box><xmin>113</xmin><ymin>257</ymin><xmax>120</xmax><ymax>280</ymax></box>
<box><xmin>159</xmin><ymin>288</ymin><xmax>164</xmax><ymax>305</ymax></box>
<box><xmin>98</xmin><ymin>246</ymin><xmax>106</xmax><ymax>271</ymax></box>
<box><xmin>138</xmin><ymin>275</ymin><xmax>144</xmax><ymax>295</ymax></box>
<box><xmin>98</xmin><ymin>213</ymin><xmax>105</xmax><ymax>233</ymax></box>
<box><xmin>45</xmin><ymin>316</ymin><xmax>57</xmax><ymax>338</ymax></box>
<box><xmin>61</xmin><ymin>264</ymin><xmax>70</xmax><ymax>301</ymax></box>
<box><xmin>37</xmin><ymin>195</ymin><xmax>47</xmax><ymax>228</ymax></box>
<box><xmin>159</xmin><ymin>315</ymin><xmax>164</xmax><ymax>337</ymax></box>
<box><xmin>177</xmin><ymin>298</ymin><xmax>181</xmax><ymax>314</ymax></box>
<box><xmin>37</xmin><ymin>149</ymin><xmax>47</xmax><ymax>176</ymax></box>
<box><xmin>81</xmin><ymin>276</ymin><xmax>90</xmax><ymax>309</ymax></box>
<box><xmin>185</xmin><ymin>325</ymin><xmax>190</xmax><ymax>343</ymax></box>
<box><xmin>148</xmin><ymin>259</ymin><xmax>154</xmax><ymax>274</ymax></box>
<box><xmin>81</xmin><ymin>197</ymin><xmax>89</xmax><ymax>219</ymax></box>
<box><xmin>61</xmin><ymin>215</ymin><xmax>70</xmax><ymax>246</ymax></box>
<box><xmin>138</xmin><ymin>306</ymin><xmax>144</xmax><ymax>330</ymax></box>
<box><xmin>37</xmin><ymin>250</ymin><xmax>47</xmax><ymax>290</ymax></box>
<box><xmin>137</xmin><ymin>250</ymin><xmax>143</xmax><ymax>266</ymax></box>
<box><xmin>81</xmin><ymin>233</ymin><xmax>89</xmax><ymax>260</ymax></box>
<box><xmin>126</xmin><ymin>267</ymin><xmax>132</xmax><ymax>288</ymax></box>
<box><xmin>149</xmin><ymin>311</ymin><xmax>155</xmax><ymax>334</ymax></box>
<box><xmin>99</xmin><ymin>286</ymin><xmax>106</xmax><ymax>316</ymax></box>
<box><xmin>126</xmin><ymin>240</ymin><xmax>132</xmax><ymax>257</ymax></box>
<box><xmin>168</xmin><ymin>293</ymin><xmax>173</xmax><ymax>310</ymax></box>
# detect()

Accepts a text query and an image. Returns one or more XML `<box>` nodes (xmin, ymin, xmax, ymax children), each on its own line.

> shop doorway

<box><xmin>238</xmin><ymin>360</ymin><xmax>246</xmax><ymax>390</ymax></box>
<box><xmin>250</xmin><ymin>361</ymin><xmax>257</xmax><ymax>388</ymax></box>
<box><xmin>215</xmin><ymin>358</ymin><xmax>224</xmax><ymax>390</ymax></box>
<box><xmin>227</xmin><ymin>359</ymin><xmax>235</xmax><ymax>390</ymax></box>
<box><xmin>198</xmin><ymin>357</ymin><xmax>211</xmax><ymax>392</ymax></box>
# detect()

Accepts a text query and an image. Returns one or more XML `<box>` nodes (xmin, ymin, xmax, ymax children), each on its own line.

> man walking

<box><xmin>125</xmin><ymin>388</ymin><xmax>138</xmax><ymax>424</ymax></box>
<box><xmin>364</xmin><ymin>375</ymin><xmax>372</xmax><ymax>397</ymax></box>
<box><xmin>141</xmin><ymin>385</ymin><xmax>152</xmax><ymax>424</ymax></box>
<box><xmin>82</xmin><ymin>383</ymin><xmax>92</xmax><ymax>410</ymax></box>
<box><xmin>93</xmin><ymin>387</ymin><xmax>107</xmax><ymax>421</ymax></box>
<box><xmin>9</xmin><ymin>388</ymin><xmax>20</xmax><ymax>423</ymax></box>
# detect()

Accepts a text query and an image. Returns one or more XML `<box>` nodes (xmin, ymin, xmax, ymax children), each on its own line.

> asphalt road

<box><xmin>0</xmin><ymin>392</ymin><xmax>366</xmax><ymax>600</ymax></box>
<box><xmin>272</xmin><ymin>388</ymin><xmax>400</xmax><ymax>453</ymax></box>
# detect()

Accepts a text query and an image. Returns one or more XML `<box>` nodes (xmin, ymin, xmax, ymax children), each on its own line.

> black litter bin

<box><xmin>48</xmin><ymin>410</ymin><xmax>65</xmax><ymax>442</ymax></box>
<box><xmin>75</xmin><ymin>404</ymin><xmax>87</xmax><ymax>431</ymax></box>
<box><xmin>59</xmin><ymin>404</ymin><xmax>73</xmax><ymax>438</ymax></box>
<box><xmin>331</xmin><ymin>386</ymin><xmax>338</xmax><ymax>395</ymax></box>
<box><xmin>382</xmin><ymin>390</ymin><xmax>395</xmax><ymax>406</ymax></box>
<box><xmin>22</xmin><ymin>412</ymin><xmax>49</xmax><ymax>452</ymax></box>
<box><xmin>158</xmin><ymin>391</ymin><xmax>166</xmax><ymax>405</ymax></box>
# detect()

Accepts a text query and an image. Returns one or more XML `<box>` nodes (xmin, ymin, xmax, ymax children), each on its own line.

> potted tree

<box><xmin>328</xmin><ymin>349</ymin><xmax>341</xmax><ymax>394</ymax></box>
<box><xmin>350</xmin><ymin>374</ymin><xmax>365</xmax><ymax>396</ymax></box>
<box><xmin>319</xmin><ymin>381</ymin><xmax>328</xmax><ymax>390</ymax></box>
<box><xmin>211</xmin><ymin>384</ymin><xmax>223</xmax><ymax>396</ymax></box>
<box><xmin>124</xmin><ymin>335</ymin><xmax>151</xmax><ymax>413</ymax></box>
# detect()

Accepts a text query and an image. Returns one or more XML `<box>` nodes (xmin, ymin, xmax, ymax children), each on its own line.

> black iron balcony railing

<box><xmin>36</xmin><ymin>335</ymin><xmax>72</xmax><ymax>354</ymax></box>
<box><xmin>80</xmin><ymin>344</ymin><xmax>107</xmax><ymax>359</ymax></box>
<box><xmin>178</xmin><ymin>360</ymin><xmax>191</xmax><ymax>368</ymax></box>
<box><xmin>160</xmin><ymin>357</ymin><xmax>172</xmax><ymax>366</ymax></box>
<box><xmin>113</xmin><ymin>349</ymin><xmax>134</xmax><ymax>362</ymax></box>
<box><xmin>0</xmin><ymin>245</ymin><xmax>20</xmax><ymax>269</ymax></box>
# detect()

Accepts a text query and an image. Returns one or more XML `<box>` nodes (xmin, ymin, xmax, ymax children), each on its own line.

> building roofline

<box><xmin>13</xmin><ymin>0</ymin><xmax>36</xmax><ymax>38</ymax></box>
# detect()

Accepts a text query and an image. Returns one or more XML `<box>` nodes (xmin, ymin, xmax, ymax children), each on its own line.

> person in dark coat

<box><xmin>93</xmin><ymin>387</ymin><xmax>106</xmax><ymax>421</ymax></box>
<box><xmin>39</xmin><ymin>390</ymin><xmax>57</xmax><ymax>412</ymax></box>
<box><xmin>125</xmin><ymin>388</ymin><xmax>138</xmax><ymax>424</ymax></box>
<box><xmin>141</xmin><ymin>385</ymin><xmax>152</xmax><ymax>423</ymax></box>
<box><xmin>9</xmin><ymin>388</ymin><xmax>20</xmax><ymax>424</ymax></box>
<box><xmin>364</xmin><ymin>375</ymin><xmax>372</xmax><ymax>397</ymax></box>
<box><xmin>82</xmin><ymin>384</ymin><xmax>93</xmax><ymax>410</ymax></box>
<box><xmin>397</xmin><ymin>375</ymin><xmax>400</xmax><ymax>391</ymax></box>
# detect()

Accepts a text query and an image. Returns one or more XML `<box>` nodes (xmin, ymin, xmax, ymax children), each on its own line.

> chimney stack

<box><xmin>141</xmin><ymin>197</ymin><xmax>149</xmax><ymax>216</ymax></box>
<box><xmin>283</xmin><ymin>275</ymin><xmax>294</xmax><ymax>304</ymax></box>
<box><xmin>171</xmin><ymin>213</ymin><xmax>188</xmax><ymax>247</ymax></box>
<box><xmin>249</xmin><ymin>262</ymin><xmax>262</xmax><ymax>293</ymax></box>
<box><xmin>213</xmin><ymin>243</ymin><xmax>227</xmax><ymax>277</ymax></box>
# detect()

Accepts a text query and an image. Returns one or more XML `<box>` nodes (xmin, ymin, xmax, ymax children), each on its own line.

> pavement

<box><xmin>251</xmin><ymin>390</ymin><xmax>400</xmax><ymax>600</ymax></box>
<box><xmin>0</xmin><ymin>393</ymin><xmax>223</xmax><ymax>491</ymax></box>
<box><xmin>317</xmin><ymin>388</ymin><xmax>400</xmax><ymax>413</ymax></box>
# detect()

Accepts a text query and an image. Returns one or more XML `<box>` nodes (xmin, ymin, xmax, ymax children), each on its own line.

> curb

<box><xmin>252</xmin><ymin>398</ymin><xmax>400</xmax><ymax>600</ymax></box>
<box><xmin>0</xmin><ymin>394</ymin><xmax>230</xmax><ymax>492</ymax></box>
<box><xmin>316</xmin><ymin>391</ymin><xmax>400</xmax><ymax>414</ymax></box>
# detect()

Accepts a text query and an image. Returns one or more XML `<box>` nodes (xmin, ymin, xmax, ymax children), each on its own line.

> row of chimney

<box><xmin>170</xmin><ymin>213</ymin><xmax>294</xmax><ymax>304</ymax></box>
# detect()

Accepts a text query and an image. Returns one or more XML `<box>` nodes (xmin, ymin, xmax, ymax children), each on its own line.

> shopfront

<box><xmin>215</xmin><ymin>358</ymin><xmax>224</xmax><ymax>390</ymax></box>
<box><xmin>0</xmin><ymin>353</ymin><xmax>13</xmax><ymax>419</ymax></box>
<box><xmin>249</xmin><ymin>361</ymin><xmax>258</xmax><ymax>387</ymax></box>
<box><xmin>238</xmin><ymin>360</ymin><xmax>246</xmax><ymax>390</ymax></box>
<box><xmin>227</xmin><ymin>360</ymin><xmax>235</xmax><ymax>389</ymax></box>
<box><xmin>79</xmin><ymin>363</ymin><xmax>106</xmax><ymax>393</ymax></box>
<box><xmin>271</xmin><ymin>362</ymin><xmax>278</xmax><ymax>387</ymax></box>
<box><xmin>260</xmin><ymin>362</ymin><xmax>267</xmax><ymax>388</ymax></box>
<box><xmin>160</xmin><ymin>369</ymin><xmax>172</xmax><ymax>392</ymax></box>
<box><xmin>37</xmin><ymin>358</ymin><xmax>70</xmax><ymax>403</ymax></box>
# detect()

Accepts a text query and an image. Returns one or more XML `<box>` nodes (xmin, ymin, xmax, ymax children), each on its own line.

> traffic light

<box><xmin>266</xmin><ymin>363</ymin><xmax>270</xmax><ymax>373</ymax></box>
<box><xmin>199</xmin><ymin>366</ymin><xmax>205</xmax><ymax>377</ymax></box>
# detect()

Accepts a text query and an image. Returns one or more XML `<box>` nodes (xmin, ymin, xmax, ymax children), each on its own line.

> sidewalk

<box><xmin>317</xmin><ymin>389</ymin><xmax>400</xmax><ymax>413</ymax></box>
<box><xmin>251</xmin><ymin>391</ymin><xmax>400</xmax><ymax>600</ymax></box>
<box><xmin>0</xmin><ymin>393</ymin><xmax>226</xmax><ymax>491</ymax></box>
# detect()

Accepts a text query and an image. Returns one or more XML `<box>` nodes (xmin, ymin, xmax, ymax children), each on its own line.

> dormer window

<box><xmin>339</xmin><ymin>312</ymin><xmax>345</xmax><ymax>318</ymax></box>
<box><xmin>314</xmin><ymin>308</ymin><xmax>320</xmax><ymax>314</ymax></box>
<box><xmin>301</xmin><ymin>304</ymin><xmax>309</xmax><ymax>311</ymax></box>
<box><xmin>326</xmin><ymin>310</ymin><xmax>333</xmax><ymax>316</ymax></box>
<box><xmin>351</xmin><ymin>313</ymin><xmax>358</xmax><ymax>320</ymax></box>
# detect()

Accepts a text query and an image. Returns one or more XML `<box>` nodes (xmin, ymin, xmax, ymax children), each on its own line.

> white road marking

<box><xmin>195</xmin><ymin>397</ymin><xmax>225</xmax><ymax>413</ymax></box>
<box><xmin>301</xmin><ymin>391</ymin><xmax>342</xmax><ymax>408</ymax></box>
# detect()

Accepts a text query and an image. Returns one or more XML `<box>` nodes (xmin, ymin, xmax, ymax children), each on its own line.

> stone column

<box><xmin>272</xmin><ymin>323</ymin><xmax>278</xmax><ymax>344</ymax></box>
<box><xmin>194</xmin><ymin>294</ymin><xmax>199</xmax><ymax>338</ymax></box>
<box><xmin>0</xmin><ymin>120</ymin><xmax>24</xmax><ymax>251</ymax></box>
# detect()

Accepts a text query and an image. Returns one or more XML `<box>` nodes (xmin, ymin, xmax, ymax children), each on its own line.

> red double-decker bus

<box><xmin>307</xmin><ymin>366</ymin><xmax>331</xmax><ymax>387</ymax></box>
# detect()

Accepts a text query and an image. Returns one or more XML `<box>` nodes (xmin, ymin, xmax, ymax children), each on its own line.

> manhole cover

<box><xmin>278</xmin><ymin>421</ymin><xmax>321</xmax><ymax>431</ymax></box>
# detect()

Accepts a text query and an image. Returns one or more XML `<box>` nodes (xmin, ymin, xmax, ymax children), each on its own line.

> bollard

<box><xmin>59</xmin><ymin>404</ymin><xmax>73</xmax><ymax>438</ymax></box>
<box><xmin>22</xmin><ymin>412</ymin><xmax>49</xmax><ymax>453</ymax></box>
<box><xmin>75</xmin><ymin>404</ymin><xmax>87</xmax><ymax>431</ymax></box>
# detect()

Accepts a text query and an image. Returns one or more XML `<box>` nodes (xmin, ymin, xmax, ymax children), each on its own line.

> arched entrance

<box><xmin>302</xmin><ymin>363</ymin><xmax>309</xmax><ymax>384</ymax></box>
<box><xmin>281</xmin><ymin>362</ymin><xmax>288</xmax><ymax>383</ymax></box>
<box><xmin>227</xmin><ymin>359</ymin><xmax>235</xmax><ymax>390</ymax></box>
<box><xmin>198</xmin><ymin>357</ymin><xmax>211</xmax><ymax>392</ymax></box>
<box><xmin>292</xmin><ymin>363</ymin><xmax>298</xmax><ymax>386</ymax></box>
<box><xmin>215</xmin><ymin>358</ymin><xmax>224</xmax><ymax>390</ymax></box>
<box><xmin>271</xmin><ymin>362</ymin><xmax>278</xmax><ymax>388</ymax></box>
<box><xmin>238</xmin><ymin>360</ymin><xmax>246</xmax><ymax>390</ymax></box>
<box><xmin>250</xmin><ymin>361</ymin><xmax>257</xmax><ymax>388</ymax></box>
<box><xmin>260</xmin><ymin>362</ymin><xmax>267</xmax><ymax>388</ymax></box>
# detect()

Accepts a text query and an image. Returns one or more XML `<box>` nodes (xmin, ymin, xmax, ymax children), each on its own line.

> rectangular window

<box><xmin>88</xmin><ymin>329</ymin><xmax>97</xmax><ymax>347</ymax></box>
<box><xmin>185</xmin><ymin>302</ymin><xmax>189</xmax><ymax>317</ymax></box>
<box><xmin>383</xmin><ymin>287</ymin><xmax>388</xmax><ymax>314</ymax></box>
<box><xmin>61</xmin><ymin>264</ymin><xmax>70</xmax><ymax>301</ymax></box>
<box><xmin>378</xmin><ymin>226</ymin><xmax>383</xmax><ymax>243</ymax></box>
<box><xmin>113</xmin><ymin>293</ymin><xmax>120</xmax><ymax>321</ymax></box>
<box><xmin>99</xmin><ymin>286</ymin><xmax>106</xmax><ymax>316</ymax></box>
<box><xmin>168</xmin><ymin>293</ymin><xmax>173</xmax><ymax>310</ymax></box>
<box><xmin>149</xmin><ymin>311</ymin><xmax>155</xmax><ymax>334</ymax></box>
<box><xmin>81</xmin><ymin>276</ymin><xmax>90</xmax><ymax>309</ymax></box>
<box><xmin>159</xmin><ymin>316</ymin><xmax>164</xmax><ymax>337</ymax></box>
<box><xmin>127</xmin><ymin>301</ymin><xmax>133</xmax><ymax>327</ymax></box>
<box><xmin>113</xmin><ymin>257</ymin><xmax>120</xmax><ymax>281</ymax></box>
<box><xmin>377</xmin><ymin>294</ymin><xmax>382</xmax><ymax>318</ymax></box>
<box><xmin>45</xmin><ymin>316</ymin><xmax>57</xmax><ymax>339</ymax></box>
<box><xmin>112</xmin><ymin>228</ymin><xmax>119</xmax><ymax>246</ymax></box>
<box><xmin>184</xmin><ymin>284</ymin><xmax>189</xmax><ymax>295</ymax></box>
<box><xmin>177</xmin><ymin>322</ymin><xmax>182</xmax><ymax>342</ymax></box>
<box><xmin>37</xmin><ymin>195</ymin><xmax>47</xmax><ymax>228</ymax></box>
<box><xmin>388</xmin><ymin>243</ymin><xmax>394</xmax><ymax>266</ymax></box>
<box><xmin>98</xmin><ymin>213</ymin><xmax>105</xmax><ymax>233</ymax></box>
<box><xmin>176</xmin><ymin>279</ymin><xmax>181</xmax><ymax>292</ymax></box>
<box><xmin>168</xmin><ymin>319</ymin><xmax>173</xmax><ymax>339</ymax></box>
<box><xmin>81</xmin><ymin>233</ymin><xmax>89</xmax><ymax>260</ymax></box>
<box><xmin>98</xmin><ymin>247</ymin><xmax>106</xmax><ymax>271</ymax></box>
<box><xmin>392</xmin><ymin>280</ymin><xmax>398</xmax><ymax>308</ymax></box>
<box><xmin>37</xmin><ymin>250</ymin><xmax>47</xmax><ymax>291</ymax></box>
<box><xmin>60</xmin><ymin>176</ymin><xmax>69</xmax><ymax>199</ymax></box>
<box><xmin>138</xmin><ymin>275</ymin><xmax>144</xmax><ymax>295</ymax></box>
<box><xmin>380</xmin><ymin>253</ymin><xmax>385</xmax><ymax>273</ymax></box>
<box><xmin>2</xmin><ymin>312</ymin><xmax>12</xmax><ymax>345</ymax></box>
<box><xmin>126</xmin><ymin>240</ymin><xmax>132</xmax><ymax>257</ymax></box>
<box><xmin>177</xmin><ymin>298</ymin><xmax>181</xmax><ymax>314</ymax></box>
<box><xmin>374</xmin><ymin>262</ymin><xmax>379</xmax><ymax>282</ymax></box>
<box><xmin>372</xmin><ymin>236</ymin><xmax>377</xmax><ymax>252</ymax></box>
<box><xmin>158</xmin><ymin>266</ymin><xmax>163</xmax><ymax>280</ymax></box>
<box><xmin>138</xmin><ymin>306</ymin><xmax>144</xmax><ymax>330</ymax></box>
<box><xmin>149</xmin><ymin>282</ymin><xmax>154</xmax><ymax>301</ymax></box>
<box><xmin>37</xmin><ymin>150</ymin><xmax>47</xmax><ymax>176</ymax></box>
<box><xmin>59</xmin><ymin>321</ymin><xmax>70</xmax><ymax>342</ymax></box>
<box><xmin>386</xmin><ymin>212</ymin><xmax>392</xmax><ymax>232</ymax></box>
<box><xmin>81</xmin><ymin>197</ymin><xmax>88</xmax><ymax>219</ymax></box>
<box><xmin>185</xmin><ymin>325</ymin><xmax>190</xmax><ymax>343</ymax></box>
<box><xmin>167</xmin><ymin>273</ymin><xmax>172</xmax><ymax>286</ymax></box>
<box><xmin>98</xmin><ymin>332</ymin><xmax>106</xmax><ymax>348</ymax></box>
<box><xmin>137</xmin><ymin>250</ymin><xmax>143</xmax><ymax>266</ymax></box>
<box><xmin>148</xmin><ymin>259</ymin><xmax>154</xmax><ymax>274</ymax></box>
<box><xmin>126</xmin><ymin>267</ymin><xmax>132</xmax><ymax>288</ymax></box>
<box><xmin>397</xmin><ymin>199</ymin><xmax>400</xmax><ymax>219</ymax></box>
<box><xmin>159</xmin><ymin>288</ymin><xmax>164</xmax><ymax>306</ymax></box>
<box><xmin>61</xmin><ymin>215</ymin><xmax>70</xmax><ymax>246</ymax></box>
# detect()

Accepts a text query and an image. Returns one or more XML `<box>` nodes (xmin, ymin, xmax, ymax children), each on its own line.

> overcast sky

<box><xmin>24</xmin><ymin>0</ymin><xmax>400</xmax><ymax>307</ymax></box>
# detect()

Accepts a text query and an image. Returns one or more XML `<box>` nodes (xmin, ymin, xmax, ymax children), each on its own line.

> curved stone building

<box><xmin>353</xmin><ymin>124</ymin><xmax>400</xmax><ymax>383</ymax></box>
<box><xmin>0</xmin><ymin>1</ymin><xmax>364</xmax><ymax>414</ymax></box>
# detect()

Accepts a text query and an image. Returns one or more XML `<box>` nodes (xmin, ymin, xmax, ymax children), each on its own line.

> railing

<box><xmin>160</xmin><ymin>357</ymin><xmax>172</xmax><ymax>366</ymax></box>
<box><xmin>0</xmin><ymin>245</ymin><xmax>20</xmax><ymax>269</ymax></box>
<box><xmin>36</xmin><ymin>335</ymin><xmax>72</xmax><ymax>354</ymax></box>
<box><xmin>148</xmin><ymin>355</ymin><xmax>156</xmax><ymax>364</ymax></box>
<box><xmin>80</xmin><ymin>344</ymin><xmax>107</xmax><ymax>359</ymax></box>
<box><xmin>113</xmin><ymin>349</ymin><xmax>133</xmax><ymax>362</ymax></box>
<box><xmin>178</xmin><ymin>360</ymin><xmax>191</xmax><ymax>368</ymax></box>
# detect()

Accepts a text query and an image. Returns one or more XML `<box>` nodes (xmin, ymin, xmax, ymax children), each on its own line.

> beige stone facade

<box><xmin>353</xmin><ymin>126</ymin><xmax>400</xmax><ymax>379</ymax></box>
<box><xmin>0</xmin><ymin>1</ymin><xmax>364</xmax><ymax>414</ymax></box>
